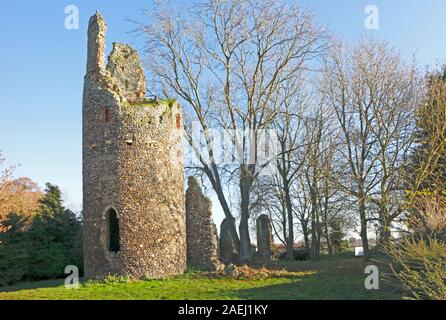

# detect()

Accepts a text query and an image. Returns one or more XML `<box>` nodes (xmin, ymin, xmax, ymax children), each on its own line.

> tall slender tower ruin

<box><xmin>82</xmin><ymin>12</ymin><xmax>186</xmax><ymax>279</ymax></box>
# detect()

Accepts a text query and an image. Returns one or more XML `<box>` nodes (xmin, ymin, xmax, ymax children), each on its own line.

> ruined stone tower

<box><xmin>82</xmin><ymin>12</ymin><xmax>186</xmax><ymax>279</ymax></box>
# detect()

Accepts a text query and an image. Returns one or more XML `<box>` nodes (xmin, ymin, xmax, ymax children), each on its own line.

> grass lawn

<box><xmin>0</xmin><ymin>257</ymin><xmax>401</xmax><ymax>300</ymax></box>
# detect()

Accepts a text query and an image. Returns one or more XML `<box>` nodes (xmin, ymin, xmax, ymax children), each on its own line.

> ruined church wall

<box><xmin>185</xmin><ymin>177</ymin><xmax>220</xmax><ymax>271</ymax></box>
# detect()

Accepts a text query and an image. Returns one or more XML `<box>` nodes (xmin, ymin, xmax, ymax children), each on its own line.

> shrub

<box><xmin>405</xmin><ymin>191</ymin><xmax>446</xmax><ymax>234</ymax></box>
<box><xmin>279</xmin><ymin>248</ymin><xmax>309</xmax><ymax>261</ymax></box>
<box><xmin>337</xmin><ymin>240</ymin><xmax>350</xmax><ymax>253</ymax></box>
<box><xmin>0</xmin><ymin>214</ymin><xmax>29</xmax><ymax>286</ymax></box>
<box><xmin>385</xmin><ymin>235</ymin><xmax>446</xmax><ymax>300</ymax></box>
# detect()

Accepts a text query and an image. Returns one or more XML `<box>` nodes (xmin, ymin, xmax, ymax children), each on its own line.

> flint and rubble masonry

<box><xmin>82</xmin><ymin>12</ymin><xmax>186</xmax><ymax>279</ymax></box>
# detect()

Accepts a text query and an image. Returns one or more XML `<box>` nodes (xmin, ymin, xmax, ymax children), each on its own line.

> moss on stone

<box><xmin>129</xmin><ymin>98</ymin><xmax>176</xmax><ymax>109</ymax></box>
<box><xmin>107</xmin><ymin>43</ymin><xmax>138</xmax><ymax>65</ymax></box>
<box><xmin>120</xmin><ymin>98</ymin><xmax>175</xmax><ymax>127</ymax></box>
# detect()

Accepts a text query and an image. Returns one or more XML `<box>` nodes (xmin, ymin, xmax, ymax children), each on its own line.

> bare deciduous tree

<box><xmin>139</xmin><ymin>0</ymin><xmax>327</xmax><ymax>261</ymax></box>
<box><xmin>322</xmin><ymin>37</ymin><xmax>421</xmax><ymax>258</ymax></box>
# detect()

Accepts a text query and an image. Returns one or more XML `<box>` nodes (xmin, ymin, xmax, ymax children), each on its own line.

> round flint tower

<box><xmin>82</xmin><ymin>12</ymin><xmax>186</xmax><ymax>279</ymax></box>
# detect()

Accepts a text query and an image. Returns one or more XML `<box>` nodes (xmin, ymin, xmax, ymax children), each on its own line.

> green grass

<box><xmin>0</xmin><ymin>258</ymin><xmax>401</xmax><ymax>300</ymax></box>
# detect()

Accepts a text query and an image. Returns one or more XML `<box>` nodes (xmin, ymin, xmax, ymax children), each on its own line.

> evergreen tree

<box><xmin>26</xmin><ymin>183</ymin><xmax>83</xmax><ymax>279</ymax></box>
<box><xmin>0</xmin><ymin>183</ymin><xmax>82</xmax><ymax>286</ymax></box>
<box><xmin>0</xmin><ymin>213</ymin><xmax>30</xmax><ymax>285</ymax></box>
<box><xmin>410</xmin><ymin>67</ymin><xmax>446</xmax><ymax>190</ymax></box>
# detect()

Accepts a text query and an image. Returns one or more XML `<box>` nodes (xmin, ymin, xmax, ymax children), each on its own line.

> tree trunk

<box><xmin>238</xmin><ymin>212</ymin><xmax>252</xmax><ymax>263</ymax></box>
<box><xmin>324</xmin><ymin>216</ymin><xmax>333</xmax><ymax>255</ymax></box>
<box><xmin>359</xmin><ymin>195</ymin><xmax>370</xmax><ymax>261</ymax></box>
<box><xmin>379</xmin><ymin>203</ymin><xmax>391</xmax><ymax>245</ymax></box>
<box><xmin>310</xmin><ymin>206</ymin><xmax>320</xmax><ymax>260</ymax></box>
<box><xmin>302</xmin><ymin>223</ymin><xmax>310</xmax><ymax>252</ymax></box>
<box><xmin>281</xmin><ymin>201</ymin><xmax>288</xmax><ymax>247</ymax></box>
<box><xmin>321</xmin><ymin>182</ymin><xmax>333</xmax><ymax>255</ymax></box>
<box><xmin>239</xmin><ymin>174</ymin><xmax>253</xmax><ymax>263</ymax></box>
<box><xmin>309</xmin><ymin>171</ymin><xmax>320</xmax><ymax>260</ymax></box>
<box><xmin>284</xmin><ymin>183</ymin><xmax>294</xmax><ymax>260</ymax></box>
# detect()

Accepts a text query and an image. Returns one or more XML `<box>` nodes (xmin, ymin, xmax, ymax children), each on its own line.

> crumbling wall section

<box><xmin>219</xmin><ymin>217</ymin><xmax>239</xmax><ymax>264</ymax></box>
<box><xmin>186</xmin><ymin>177</ymin><xmax>220</xmax><ymax>271</ymax></box>
<box><xmin>256</xmin><ymin>214</ymin><xmax>274</xmax><ymax>261</ymax></box>
<box><xmin>86</xmin><ymin>11</ymin><xmax>107</xmax><ymax>75</ymax></box>
<box><xmin>107</xmin><ymin>43</ymin><xmax>146</xmax><ymax>102</ymax></box>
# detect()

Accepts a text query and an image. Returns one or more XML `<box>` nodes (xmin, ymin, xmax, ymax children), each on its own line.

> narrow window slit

<box><xmin>108</xmin><ymin>208</ymin><xmax>120</xmax><ymax>252</ymax></box>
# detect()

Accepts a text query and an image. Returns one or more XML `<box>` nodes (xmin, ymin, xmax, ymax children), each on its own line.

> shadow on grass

<box><xmin>231</xmin><ymin>274</ymin><xmax>387</xmax><ymax>300</ymax></box>
<box><xmin>232</xmin><ymin>259</ymin><xmax>402</xmax><ymax>300</ymax></box>
<box><xmin>0</xmin><ymin>278</ymin><xmax>65</xmax><ymax>293</ymax></box>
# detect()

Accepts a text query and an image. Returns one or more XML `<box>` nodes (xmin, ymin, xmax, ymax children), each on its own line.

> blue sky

<box><xmin>1</xmin><ymin>0</ymin><xmax>445</xmax><ymax>222</ymax></box>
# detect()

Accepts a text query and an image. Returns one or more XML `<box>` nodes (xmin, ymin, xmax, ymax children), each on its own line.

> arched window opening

<box><xmin>108</xmin><ymin>208</ymin><xmax>120</xmax><ymax>252</ymax></box>
<box><xmin>101</xmin><ymin>108</ymin><xmax>112</xmax><ymax>125</ymax></box>
<box><xmin>104</xmin><ymin>108</ymin><xmax>112</xmax><ymax>123</ymax></box>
